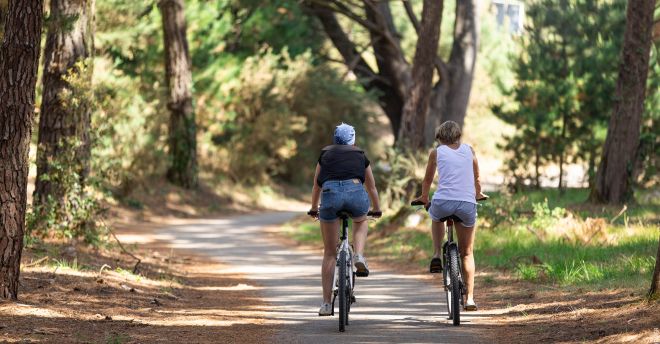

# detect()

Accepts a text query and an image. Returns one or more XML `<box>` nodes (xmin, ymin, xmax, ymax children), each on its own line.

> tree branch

<box><xmin>403</xmin><ymin>0</ymin><xmax>421</xmax><ymax>33</ymax></box>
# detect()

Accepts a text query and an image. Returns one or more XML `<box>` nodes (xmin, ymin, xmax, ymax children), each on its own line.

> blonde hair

<box><xmin>435</xmin><ymin>121</ymin><xmax>462</xmax><ymax>144</ymax></box>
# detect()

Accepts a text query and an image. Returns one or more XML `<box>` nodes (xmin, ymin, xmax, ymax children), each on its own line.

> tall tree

<box><xmin>399</xmin><ymin>0</ymin><xmax>444</xmax><ymax>149</ymax></box>
<box><xmin>304</xmin><ymin>0</ymin><xmax>479</xmax><ymax>148</ymax></box>
<box><xmin>158</xmin><ymin>0</ymin><xmax>197</xmax><ymax>188</ymax></box>
<box><xmin>34</xmin><ymin>0</ymin><xmax>95</xmax><ymax>207</ymax></box>
<box><xmin>591</xmin><ymin>0</ymin><xmax>656</xmax><ymax>204</ymax></box>
<box><xmin>493</xmin><ymin>0</ymin><xmax>627</xmax><ymax>191</ymax></box>
<box><xmin>0</xmin><ymin>0</ymin><xmax>44</xmax><ymax>300</ymax></box>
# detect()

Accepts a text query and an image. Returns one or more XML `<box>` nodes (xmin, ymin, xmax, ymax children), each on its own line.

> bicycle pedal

<box><xmin>355</xmin><ymin>270</ymin><xmax>369</xmax><ymax>277</ymax></box>
<box><xmin>351</xmin><ymin>295</ymin><xmax>356</xmax><ymax>303</ymax></box>
<box><xmin>430</xmin><ymin>268</ymin><xmax>442</xmax><ymax>273</ymax></box>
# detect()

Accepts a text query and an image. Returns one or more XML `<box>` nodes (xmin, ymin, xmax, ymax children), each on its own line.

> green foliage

<box><xmin>27</xmin><ymin>138</ymin><xmax>108</xmax><ymax>247</ymax></box>
<box><xmin>530</xmin><ymin>199</ymin><xmax>566</xmax><ymax>231</ymax></box>
<box><xmin>494</xmin><ymin>0</ymin><xmax>627</xmax><ymax>189</ymax></box>
<box><xmin>373</xmin><ymin>148</ymin><xmax>426</xmax><ymax>210</ymax></box>
<box><xmin>211</xmin><ymin>49</ymin><xmax>374</xmax><ymax>184</ymax></box>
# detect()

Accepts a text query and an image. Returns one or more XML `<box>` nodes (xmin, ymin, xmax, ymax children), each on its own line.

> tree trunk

<box><xmin>159</xmin><ymin>0</ymin><xmax>197</xmax><ymax>188</ymax></box>
<box><xmin>425</xmin><ymin>0</ymin><xmax>479</xmax><ymax>145</ymax></box>
<box><xmin>307</xmin><ymin>4</ymin><xmax>404</xmax><ymax>137</ymax></box>
<box><xmin>34</xmin><ymin>0</ymin><xmax>94</xmax><ymax>207</ymax></box>
<box><xmin>650</xmin><ymin>234</ymin><xmax>660</xmax><ymax>298</ymax></box>
<box><xmin>0</xmin><ymin>0</ymin><xmax>44</xmax><ymax>300</ymax></box>
<box><xmin>399</xmin><ymin>0</ymin><xmax>444</xmax><ymax>150</ymax></box>
<box><xmin>308</xmin><ymin>0</ymin><xmax>478</xmax><ymax>147</ymax></box>
<box><xmin>591</xmin><ymin>0</ymin><xmax>656</xmax><ymax>204</ymax></box>
<box><xmin>0</xmin><ymin>0</ymin><xmax>7</xmax><ymax>40</ymax></box>
<box><xmin>442</xmin><ymin>0</ymin><xmax>479</xmax><ymax>128</ymax></box>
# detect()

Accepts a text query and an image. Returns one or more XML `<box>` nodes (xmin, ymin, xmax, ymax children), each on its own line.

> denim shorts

<box><xmin>428</xmin><ymin>199</ymin><xmax>477</xmax><ymax>227</ymax></box>
<box><xmin>319</xmin><ymin>179</ymin><xmax>370</xmax><ymax>222</ymax></box>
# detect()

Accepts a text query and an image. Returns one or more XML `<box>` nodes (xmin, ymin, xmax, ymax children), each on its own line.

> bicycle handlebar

<box><xmin>411</xmin><ymin>195</ymin><xmax>488</xmax><ymax>208</ymax></box>
<box><xmin>306</xmin><ymin>210</ymin><xmax>382</xmax><ymax>218</ymax></box>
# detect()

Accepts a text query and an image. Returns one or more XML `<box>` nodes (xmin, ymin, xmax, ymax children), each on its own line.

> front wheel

<box><xmin>338</xmin><ymin>250</ymin><xmax>347</xmax><ymax>332</ymax></box>
<box><xmin>448</xmin><ymin>245</ymin><xmax>461</xmax><ymax>326</ymax></box>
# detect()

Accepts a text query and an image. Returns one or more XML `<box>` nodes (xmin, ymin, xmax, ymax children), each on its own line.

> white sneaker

<box><xmin>318</xmin><ymin>303</ymin><xmax>332</xmax><ymax>316</ymax></box>
<box><xmin>354</xmin><ymin>254</ymin><xmax>369</xmax><ymax>277</ymax></box>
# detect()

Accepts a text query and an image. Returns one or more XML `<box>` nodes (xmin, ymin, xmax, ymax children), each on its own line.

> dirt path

<box><xmin>155</xmin><ymin>212</ymin><xmax>486</xmax><ymax>343</ymax></box>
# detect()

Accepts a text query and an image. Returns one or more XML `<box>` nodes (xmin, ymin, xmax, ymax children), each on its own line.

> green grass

<box><xmin>475</xmin><ymin>187</ymin><xmax>658</xmax><ymax>289</ymax></box>
<box><xmin>476</xmin><ymin>228</ymin><xmax>657</xmax><ymax>288</ymax></box>
<box><xmin>286</xmin><ymin>188</ymin><xmax>659</xmax><ymax>291</ymax></box>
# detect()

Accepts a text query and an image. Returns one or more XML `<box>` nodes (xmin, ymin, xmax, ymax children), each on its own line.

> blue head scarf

<box><xmin>333</xmin><ymin>123</ymin><xmax>356</xmax><ymax>145</ymax></box>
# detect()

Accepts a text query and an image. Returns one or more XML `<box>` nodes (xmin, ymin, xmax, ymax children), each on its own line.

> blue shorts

<box><xmin>319</xmin><ymin>179</ymin><xmax>370</xmax><ymax>222</ymax></box>
<box><xmin>428</xmin><ymin>199</ymin><xmax>477</xmax><ymax>227</ymax></box>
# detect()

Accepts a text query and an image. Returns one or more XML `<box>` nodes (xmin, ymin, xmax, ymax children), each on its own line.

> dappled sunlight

<box><xmin>155</xmin><ymin>212</ymin><xmax>490</xmax><ymax>342</ymax></box>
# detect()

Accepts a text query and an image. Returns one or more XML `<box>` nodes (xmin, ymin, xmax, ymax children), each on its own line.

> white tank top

<box><xmin>432</xmin><ymin>143</ymin><xmax>476</xmax><ymax>204</ymax></box>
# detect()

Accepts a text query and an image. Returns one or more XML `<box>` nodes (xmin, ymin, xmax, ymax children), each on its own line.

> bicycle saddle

<box><xmin>336</xmin><ymin>210</ymin><xmax>352</xmax><ymax>219</ymax></box>
<box><xmin>439</xmin><ymin>215</ymin><xmax>463</xmax><ymax>223</ymax></box>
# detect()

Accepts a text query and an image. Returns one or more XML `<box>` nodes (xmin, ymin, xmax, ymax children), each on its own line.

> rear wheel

<box><xmin>338</xmin><ymin>250</ymin><xmax>347</xmax><ymax>332</ymax></box>
<box><xmin>448</xmin><ymin>245</ymin><xmax>461</xmax><ymax>326</ymax></box>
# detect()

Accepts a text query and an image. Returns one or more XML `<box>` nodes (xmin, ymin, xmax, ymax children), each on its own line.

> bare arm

<box><xmin>414</xmin><ymin>149</ymin><xmax>437</xmax><ymax>205</ymax></box>
<box><xmin>311</xmin><ymin>163</ymin><xmax>321</xmax><ymax>210</ymax></box>
<box><xmin>470</xmin><ymin>146</ymin><xmax>487</xmax><ymax>200</ymax></box>
<box><xmin>363</xmin><ymin>165</ymin><xmax>381</xmax><ymax>211</ymax></box>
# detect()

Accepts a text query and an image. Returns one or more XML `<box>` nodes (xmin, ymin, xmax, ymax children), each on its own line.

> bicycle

<box><xmin>307</xmin><ymin>209</ymin><xmax>381</xmax><ymax>332</ymax></box>
<box><xmin>412</xmin><ymin>197</ymin><xmax>486</xmax><ymax>326</ymax></box>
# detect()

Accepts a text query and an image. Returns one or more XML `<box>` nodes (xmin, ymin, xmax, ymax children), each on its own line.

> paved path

<box><xmin>155</xmin><ymin>212</ymin><xmax>485</xmax><ymax>343</ymax></box>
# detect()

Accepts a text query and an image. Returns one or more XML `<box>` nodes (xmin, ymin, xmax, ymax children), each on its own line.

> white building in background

<box><xmin>492</xmin><ymin>0</ymin><xmax>525</xmax><ymax>34</ymax></box>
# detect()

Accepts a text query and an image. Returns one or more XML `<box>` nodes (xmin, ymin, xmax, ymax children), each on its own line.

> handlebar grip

<box><xmin>477</xmin><ymin>195</ymin><xmax>489</xmax><ymax>201</ymax></box>
<box><xmin>367</xmin><ymin>211</ymin><xmax>382</xmax><ymax>217</ymax></box>
<box><xmin>307</xmin><ymin>210</ymin><xmax>319</xmax><ymax>217</ymax></box>
<box><xmin>411</xmin><ymin>200</ymin><xmax>426</xmax><ymax>206</ymax></box>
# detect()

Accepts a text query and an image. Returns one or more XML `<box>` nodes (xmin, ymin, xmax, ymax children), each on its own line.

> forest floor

<box><xmin>473</xmin><ymin>269</ymin><xmax>660</xmax><ymax>343</ymax></box>
<box><xmin>4</xmin><ymin>180</ymin><xmax>658</xmax><ymax>343</ymax></box>
<box><xmin>1</xmin><ymin>182</ymin><xmax>276</xmax><ymax>344</ymax></box>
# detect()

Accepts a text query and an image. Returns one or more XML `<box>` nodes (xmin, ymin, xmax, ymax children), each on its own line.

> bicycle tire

<box><xmin>443</xmin><ymin>263</ymin><xmax>452</xmax><ymax>319</ymax></box>
<box><xmin>338</xmin><ymin>250</ymin><xmax>347</xmax><ymax>332</ymax></box>
<box><xmin>448</xmin><ymin>245</ymin><xmax>461</xmax><ymax>326</ymax></box>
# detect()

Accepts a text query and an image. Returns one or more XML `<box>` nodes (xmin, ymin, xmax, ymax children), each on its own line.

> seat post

<box><xmin>340</xmin><ymin>215</ymin><xmax>348</xmax><ymax>241</ymax></box>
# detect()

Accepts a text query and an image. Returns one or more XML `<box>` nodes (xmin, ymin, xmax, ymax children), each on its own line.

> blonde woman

<box><xmin>413</xmin><ymin>121</ymin><xmax>487</xmax><ymax>311</ymax></box>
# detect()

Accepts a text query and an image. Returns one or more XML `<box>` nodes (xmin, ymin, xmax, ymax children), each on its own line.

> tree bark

<box><xmin>34</xmin><ymin>0</ymin><xmax>95</xmax><ymax>206</ymax></box>
<box><xmin>650</xmin><ymin>234</ymin><xmax>660</xmax><ymax>298</ymax></box>
<box><xmin>158</xmin><ymin>0</ymin><xmax>197</xmax><ymax>188</ymax></box>
<box><xmin>0</xmin><ymin>0</ymin><xmax>7</xmax><ymax>40</ymax></box>
<box><xmin>307</xmin><ymin>4</ymin><xmax>404</xmax><ymax>136</ymax></box>
<box><xmin>423</xmin><ymin>0</ymin><xmax>478</xmax><ymax>146</ymax></box>
<box><xmin>441</xmin><ymin>0</ymin><xmax>479</xmax><ymax>129</ymax></box>
<box><xmin>308</xmin><ymin>0</ymin><xmax>478</xmax><ymax>148</ymax></box>
<box><xmin>591</xmin><ymin>0</ymin><xmax>656</xmax><ymax>204</ymax></box>
<box><xmin>399</xmin><ymin>0</ymin><xmax>444</xmax><ymax>150</ymax></box>
<box><xmin>0</xmin><ymin>0</ymin><xmax>44</xmax><ymax>300</ymax></box>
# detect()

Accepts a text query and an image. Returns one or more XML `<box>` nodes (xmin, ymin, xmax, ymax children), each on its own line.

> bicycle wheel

<box><xmin>338</xmin><ymin>250</ymin><xmax>347</xmax><ymax>332</ymax></box>
<box><xmin>448</xmin><ymin>245</ymin><xmax>461</xmax><ymax>326</ymax></box>
<box><xmin>443</xmin><ymin>263</ymin><xmax>452</xmax><ymax>319</ymax></box>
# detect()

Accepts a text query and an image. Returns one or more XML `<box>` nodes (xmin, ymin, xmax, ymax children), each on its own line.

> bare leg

<box><xmin>352</xmin><ymin>217</ymin><xmax>368</xmax><ymax>255</ymax></box>
<box><xmin>455</xmin><ymin>222</ymin><xmax>476</xmax><ymax>303</ymax></box>
<box><xmin>321</xmin><ymin>220</ymin><xmax>339</xmax><ymax>303</ymax></box>
<box><xmin>431</xmin><ymin>221</ymin><xmax>445</xmax><ymax>258</ymax></box>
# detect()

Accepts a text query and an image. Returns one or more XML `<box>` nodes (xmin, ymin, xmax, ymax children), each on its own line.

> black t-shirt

<box><xmin>317</xmin><ymin>145</ymin><xmax>370</xmax><ymax>187</ymax></box>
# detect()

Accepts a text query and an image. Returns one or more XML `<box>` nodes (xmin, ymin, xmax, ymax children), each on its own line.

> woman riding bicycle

<box><xmin>413</xmin><ymin>120</ymin><xmax>487</xmax><ymax>311</ymax></box>
<box><xmin>309</xmin><ymin>123</ymin><xmax>381</xmax><ymax>316</ymax></box>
